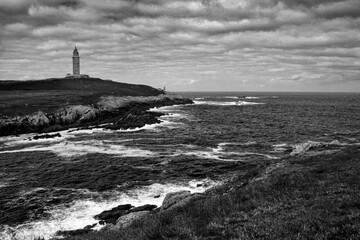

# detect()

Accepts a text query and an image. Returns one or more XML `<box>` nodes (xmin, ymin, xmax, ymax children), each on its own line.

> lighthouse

<box><xmin>72</xmin><ymin>46</ymin><xmax>80</xmax><ymax>75</ymax></box>
<box><xmin>65</xmin><ymin>46</ymin><xmax>89</xmax><ymax>78</ymax></box>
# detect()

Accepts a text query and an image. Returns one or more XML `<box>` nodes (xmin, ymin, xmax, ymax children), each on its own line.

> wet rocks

<box><xmin>94</xmin><ymin>204</ymin><xmax>157</xmax><ymax>225</ymax></box>
<box><xmin>57</xmin><ymin>228</ymin><xmax>92</xmax><ymax>237</ymax></box>
<box><xmin>95</xmin><ymin>204</ymin><xmax>157</xmax><ymax>231</ymax></box>
<box><xmin>129</xmin><ymin>204</ymin><xmax>157</xmax><ymax>212</ymax></box>
<box><xmin>56</xmin><ymin>223</ymin><xmax>97</xmax><ymax>237</ymax></box>
<box><xmin>33</xmin><ymin>133</ymin><xmax>61</xmax><ymax>140</ymax></box>
<box><xmin>0</xmin><ymin>95</ymin><xmax>193</xmax><ymax>137</ymax></box>
<box><xmin>94</xmin><ymin>204</ymin><xmax>133</xmax><ymax>224</ymax></box>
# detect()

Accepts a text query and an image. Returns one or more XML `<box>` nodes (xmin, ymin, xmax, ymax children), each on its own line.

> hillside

<box><xmin>0</xmin><ymin>78</ymin><xmax>163</xmax><ymax>96</ymax></box>
<box><xmin>0</xmin><ymin>78</ymin><xmax>164</xmax><ymax>117</ymax></box>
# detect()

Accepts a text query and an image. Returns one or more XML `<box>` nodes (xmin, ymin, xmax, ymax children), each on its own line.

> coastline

<box><xmin>0</xmin><ymin>94</ymin><xmax>193</xmax><ymax>137</ymax></box>
<box><xmin>1</xmin><ymin>92</ymin><xmax>359</xmax><ymax>240</ymax></box>
<box><xmin>59</xmin><ymin>145</ymin><xmax>360</xmax><ymax>240</ymax></box>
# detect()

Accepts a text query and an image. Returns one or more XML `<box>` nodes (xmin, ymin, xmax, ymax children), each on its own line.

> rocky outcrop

<box><xmin>0</xmin><ymin>95</ymin><xmax>193</xmax><ymax>137</ymax></box>
<box><xmin>56</xmin><ymin>223</ymin><xmax>97</xmax><ymax>237</ymax></box>
<box><xmin>129</xmin><ymin>204</ymin><xmax>157</xmax><ymax>213</ymax></box>
<box><xmin>51</xmin><ymin>105</ymin><xmax>98</xmax><ymax>124</ymax></box>
<box><xmin>94</xmin><ymin>204</ymin><xmax>133</xmax><ymax>224</ymax></box>
<box><xmin>20</xmin><ymin>111</ymin><xmax>50</xmax><ymax>126</ymax></box>
<box><xmin>97</xmin><ymin>95</ymin><xmax>193</xmax><ymax>111</ymax></box>
<box><xmin>161</xmin><ymin>191</ymin><xmax>204</xmax><ymax>212</ymax></box>
<box><xmin>115</xmin><ymin>211</ymin><xmax>150</xmax><ymax>229</ymax></box>
<box><xmin>95</xmin><ymin>204</ymin><xmax>157</xmax><ymax>232</ymax></box>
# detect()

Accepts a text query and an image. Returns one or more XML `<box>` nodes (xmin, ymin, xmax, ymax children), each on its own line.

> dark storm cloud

<box><xmin>270</xmin><ymin>0</ymin><xmax>341</xmax><ymax>8</ymax></box>
<box><xmin>268</xmin><ymin>0</ymin><xmax>360</xmax><ymax>19</ymax></box>
<box><xmin>37</xmin><ymin>0</ymin><xmax>83</xmax><ymax>9</ymax></box>
<box><xmin>314</xmin><ymin>0</ymin><xmax>360</xmax><ymax>19</ymax></box>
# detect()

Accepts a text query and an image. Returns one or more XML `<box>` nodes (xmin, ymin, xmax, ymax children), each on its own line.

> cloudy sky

<box><xmin>0</xmin><ymin>0</ymin><xmax>359</xmax><ymax>92</ymax></box>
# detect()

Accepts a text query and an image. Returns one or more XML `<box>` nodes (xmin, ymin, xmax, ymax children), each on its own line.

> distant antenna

<box><xmin>163</xmin><ymin>86</ymin><xmax>166</xmax><ymax>92</ymax></box>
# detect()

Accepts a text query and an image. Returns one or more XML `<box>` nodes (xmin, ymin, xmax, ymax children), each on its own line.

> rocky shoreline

<box><xmin>53</xmin><ymin>146</ymin><xmax>360</xmax><ymax>240</ymax></box>
<box><xmin>57</xmin><ymin>190</ymin><xmax>203</xmax><ymax>238</ymax></box>
<box><xmin>0</xmin><ymin>94</ymin><xmax>193</xmax><ymax>137</ymax></box>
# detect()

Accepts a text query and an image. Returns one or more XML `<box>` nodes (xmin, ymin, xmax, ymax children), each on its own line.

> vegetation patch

<box><xmin>61</xmin><ymin>146</ymin><xmax>360</xmax><ymax>240</ymax></box>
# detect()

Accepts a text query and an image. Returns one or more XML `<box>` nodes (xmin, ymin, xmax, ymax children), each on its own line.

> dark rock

<box><xmin>94</xmin><ymin>209</ymin><xmax>129</xmax><ymax>223</ymax></box>
<box><xmin>84</xmin><ymin>223</ymin><xmax>97</xmax><ymax>230</ymax></box>
<box><xmin>110</xmin><ymin>204</ymin><xmax>133</xmax><ymax>211</ymax></box>
<box><xmin>57</xmin><ymin>228</ymin><xmax>92</xmax><ymax>237</ymax></box>
<box><xmin>153</xmin><ymin>194</ymin><xmax>161</xmax><ymax>198</ymax></box>
<box><xmin>161</xmin><ymin>191</ymin><xmax>204</xmax><ymax>211</ymax></box>
<box><xmin>116</xmin><ymin>211</ymin><xmax>150</xmax><ymax>229</ymax></box>
<box><xmin>33</xmin><ymin>132</ymin><xmax>61</xmax><ymax>140</ymax></box>
<box><xmin>130</xmin><ymin>204</ymin><xmax>157</xmax><ymax>212</ymax></box>
<box><xmin>101</xmin><ymin>211</ymin><xmax>150</xmax><ymax>231</ymax></box>
<box><xmin>94</xmin><ymin>204</ymin><xmax>133</xmax><ymax>223</ymax></box>
<box><xmin>106</xmin><ymin>217</ymin><xmax>120</xmax><ymax>225</ymax></box>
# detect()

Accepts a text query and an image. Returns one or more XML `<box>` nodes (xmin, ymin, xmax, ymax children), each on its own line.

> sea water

<box><xmin>0</xmin><ymin>92</ymin><xmax>359</xmax><ymax>239</ymax></box>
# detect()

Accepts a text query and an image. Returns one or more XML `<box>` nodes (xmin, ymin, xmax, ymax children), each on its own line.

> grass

<box><xmin>0</xmin><ymin>77</ymin><xmax>164</xmax><ymax>117</ymax></box>
<box><xmin>63</xmin><ymin>146</ymin><xmax>360</xmax><ymax>240</ymax></box>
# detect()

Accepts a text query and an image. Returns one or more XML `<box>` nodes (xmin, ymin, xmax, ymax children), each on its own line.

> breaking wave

<box><xmin>0</xmin><ymin>180</ymin><xmax>219</xmax><ymax>240</ymax></box>
<box><xmin>289</xmin><ymin>140</ymin><xmax>359</xmax><ymax>156</ymax></box>
<box><xmin>193</xmin><ymin>100</ymin><xmax>264</xmax><ymax>106</ymax></box>
<box><xmin>172</xmin><ymin>142</ymin><xmax>277</xmax><ymax>161</ymax></box>
<box><xmin>0</xmin><ymin>140</ymin><xmax>155</xmax><ymax>157</ymax></box>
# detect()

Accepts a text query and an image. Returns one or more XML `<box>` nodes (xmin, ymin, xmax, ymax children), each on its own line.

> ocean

<box><xmin>1</xmin><ymin>92</ymin><xmax>359</xmax><ymax>239</ymax></box>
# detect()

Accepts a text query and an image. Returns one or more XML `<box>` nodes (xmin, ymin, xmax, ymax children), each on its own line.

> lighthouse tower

<box><xmin>72</xmin><ymin>46</ymin><xmax>80</xmax><ymax>76</ymax></box>
<box><xmin>65</xmin><ymin>46</ymin><xmax>89</xmax><ymax>78</ymax></box>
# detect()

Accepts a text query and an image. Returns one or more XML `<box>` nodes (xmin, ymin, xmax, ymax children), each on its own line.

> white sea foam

<box><xmin>224</xmin><ymin>96</ymin><xmax>239</xmax><ymax>99</ymax></box>
<box><xmin>272</xmin><ymin>143</ymin><xmax>288</xmax><ymax>147</ymax></box>
<box><xmin>193</xmin><ymin>100</ymin><xmax>264</xmax><ymax>106</ymax></box>
<box><xmin>289</xmin><ymin>140</ymin><xmax>358</xmax><ymax>156</ymax></box>
<box><xmin>0</xmin><ymin>114</ymin><xmax>184</xmax><ymax>154</ymax></box>
<box><xmin>173</xmin><ymin>142</ymin><xmax>277</xmax><ymax>161</ymax></box>
<box><xmin>0</xmin><ymin>102</ymin><xmax>193</xmax><ymax>155</ymax></box>
<box><xmin>117</xmin><ymin>118</ymin><xmax>184</xmax><ymax>133</ymax></box>
<box><xmin>271</xmin><ymin>143</ymin><xmax>289</xmax><ymax>152</ymax></box>
<box><xmin>0</xmin><ymin>127</ymin><xmax>87</xmax><ymax>148</ymax></box>
<box><xmin>0</xmin><ymin>140</ymin><xmax>155</xmax><ymax>157</ymax></box>
<box><xmin>148</xmin><ymin>104</ymin><xmax>189</xmax><ymax>113</ymax></box>
<box><xmin>181</xmin><ymin>150</ymin><xmax>222</xmax><ymax>160</ymax></box>
<box><xmin>0</xmin><ymin>180</ymin><xmax>220</xmax><ymax>240</ymax></box>
<box><xmin>0</xmin><ymin>132</ymin><xmax>65</xmax><ymax>147</ymax></box>
<box><xmin>180</xmin><ymin>150</ymin><xmax>277</xmax><ymax>161</ymax></box>
<box><xmin>114</xmin><ymin>125</ymin><xmax>153</xmax><ymax>132</ymax></box>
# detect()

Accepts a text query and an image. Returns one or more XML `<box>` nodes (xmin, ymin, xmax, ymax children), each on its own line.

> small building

<box><xmin>65</xmin><ymin>46</ymin><xmax>89</xmax><ymax>78</ymax></box>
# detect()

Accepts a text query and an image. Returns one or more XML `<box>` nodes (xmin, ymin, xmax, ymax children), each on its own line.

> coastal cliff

<box><xmin>0</xmin><ymin>77</ymin><xmax>193</xmax><ymax>136</ymax></box>
<box><xmin>0</xmin><ymin>95</ymin><xmax>193</xmax><ymax>137</ymax></box>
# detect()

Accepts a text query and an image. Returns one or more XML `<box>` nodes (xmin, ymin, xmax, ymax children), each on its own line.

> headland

<box><xmin>0</xmin><ymin>77</ymin><xmax>193</xmax><ymax>137</ymax></box>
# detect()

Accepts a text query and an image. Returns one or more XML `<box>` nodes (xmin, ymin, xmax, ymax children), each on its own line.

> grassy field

<box><xmin>0</xmin><ymin>90</ymin><xmax>99</xmax><ymax>117</ymax></box>
<box><xmin>63</xmin><ymin>146</ymin><xmax>360</xmax><ymax>240</ymax></box>
<box><xmin>0</xmin><ymin>78</ymin><xmax>163</xmax><ymax>117</ymax></box>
